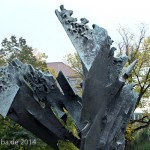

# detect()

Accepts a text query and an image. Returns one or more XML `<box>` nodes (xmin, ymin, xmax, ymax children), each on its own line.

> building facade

<box><xmin>47</xmin><ymin>62</ymin><xmax>82</xmax><ymax>94</ymax></box>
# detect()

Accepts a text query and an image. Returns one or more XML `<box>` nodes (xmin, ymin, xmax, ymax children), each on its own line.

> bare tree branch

<box><xmin>143</xmin><ymin>68</ymin><xmax>150</xmax><ymax>88</ymax></box>
<box><xmin>130</xmin><ymin>116</ymin><xmax>149</xmax><ymax>124</ymax></box>
<box><xmin>143</xmin><ymin>84</ymin><xmax>150</xmax><ymax>94</ymax></box>
<box><xmin>133</xmin><ymin>69</ymin><xmax>143</xmax><ymax>89</ymax></box>
<box><xmin>130</xmin><ymin>115</ymin><xmax>150</xmax><ymax>133</ymax></box>
<box><xmin>133</xmin><ymin>119</ymin><xmax>150</xmax><ymax>132</ymax></box>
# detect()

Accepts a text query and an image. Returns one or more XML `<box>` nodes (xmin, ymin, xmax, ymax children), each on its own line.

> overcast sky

<box><xmin>0</xmin><ymin>0</ymin><xmax>150</xmax><ymax>62</ymax></box>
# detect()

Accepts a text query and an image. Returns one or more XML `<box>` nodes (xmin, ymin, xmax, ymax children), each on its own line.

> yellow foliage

<box><xmin>125</xmin><ymin>124</ymin><xmax>135</xmax><ymax>142</ymax></box>
<box><xmin>48</xmin><ymin>67</ymin><xmax>57</xmax><ymax>78</ymax></box>
<box><xmin>58</xmin><ymin>140</ymin><xmax>79</xmax><ymax>150</ymax></box>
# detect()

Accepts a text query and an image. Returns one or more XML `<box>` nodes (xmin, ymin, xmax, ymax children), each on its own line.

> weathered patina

<box><xmin>0</xmin><ymin>5</ymin><xmax>138</xmax><ymax>150</ymax></box>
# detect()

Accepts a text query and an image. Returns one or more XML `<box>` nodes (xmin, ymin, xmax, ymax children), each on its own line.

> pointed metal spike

<box><xmin>123</xmin><ymin>60</ymin><xmax>138</xmax><ymax>79</ymax></box>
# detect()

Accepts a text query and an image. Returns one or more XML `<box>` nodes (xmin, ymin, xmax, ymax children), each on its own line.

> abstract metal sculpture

<box><xmin>0</xmin><ymin>5</ymin><xmax>138</xmax><ymax>150</ymax></box>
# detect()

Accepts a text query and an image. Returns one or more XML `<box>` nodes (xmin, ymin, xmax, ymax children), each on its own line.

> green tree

<box><xmin>129</xmin><ymin>126</ymin><xmax>150</xmax><ymax>150</ymax></box>
<box><xmin>64</xmin><ymin>53</ymin><xmax>83</xmax><ymax>78</ymax></box>
<box><xmin>0</xmin><ymin>35</ymin><xmax>47</xmax><ymax>70</ymax></box>
<box><xmin>64</xmin><ymin>53</ymin><xmax>83</xmax><ymax>96</ymax></box>
<box><xmin>0</xmin><ymin>36</ymin><xmax>54</xmax><ymax>150</ymax></box>
<box><xmin>117</xmin><ymin>24</ymin><xmax>150</xmax><ymax>145</ymax></box>
<box><xmin>0</xmin><ymin>115</ymin><xmax>54</xmax><ymax>150</ymax></box>
<box><xmin>48</xmin><ymin>67</ymin><xmax>57</xmax><ymax>78</ymax></box>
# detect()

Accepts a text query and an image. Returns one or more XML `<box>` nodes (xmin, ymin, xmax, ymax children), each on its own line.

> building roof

<box><xmin>47</xmin><ymin>62</ymin><xmax>77</xmax><ymax>77</ymax></box>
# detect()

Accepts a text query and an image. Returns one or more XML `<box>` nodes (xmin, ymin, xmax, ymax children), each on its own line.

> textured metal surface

<box><xmin>8</xmin><ymin>83</ymin><xmax>80</xmax><ymax>150</ymax></box>
<box><xmin>0</xmin><ymin>5</ymin><xmax>139</xmax><ymax>150</ymax></box>
<box><xmin>57</xmin><ymin>71</ymin><xmax>82</xmax><ymax>130</ymax></box>
<box><xmin>0</xmin><ymin>65</ymin><xmax>19</xmax><ymax>117</ymax></box>
<box><xmin>56</xmin><ymin>5</ymin><xmax>138</xmax><ymax>150</ymax></box>
<box><xmin>0</xmin><ymin>84</ymin><xmax>19</xmax><ymax>117</ymax></box>
<box><xmin>55</xmin><ymin>5</ymin><xmax>111</xmax><ymax>71</ymax></box>
<box><xmin>0</xmin><ymin>59</ymin><xmax>81</xmax><ymax>149</ymax></box>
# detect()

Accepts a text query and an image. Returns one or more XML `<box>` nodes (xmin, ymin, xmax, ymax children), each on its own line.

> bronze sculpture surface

<box><xmin>0</xmin><ymin>5</ymin><xmax>138</xmax><ymax>150</ymax></box>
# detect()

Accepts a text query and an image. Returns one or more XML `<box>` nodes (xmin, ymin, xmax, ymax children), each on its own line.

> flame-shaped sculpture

<box><xmin>0</xmin><ymin>5</ymin><xmax>138</xmax><ymax>150</ymax></box>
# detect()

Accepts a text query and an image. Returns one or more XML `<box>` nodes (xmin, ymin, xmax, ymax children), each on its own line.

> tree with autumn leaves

<box><xmin>0</xmin><ymin>36</ymin><xmax>47</xmax><ymax>70</ymax></box>
<box><xmin>0</xmin><ymin>36</ymin><xmax>53</xmax><ymax>150</ymax></box>
<box><xmin>117</xmin><ymin>24</ymin><xmax>150</xmax><ymax>149</ymax></box>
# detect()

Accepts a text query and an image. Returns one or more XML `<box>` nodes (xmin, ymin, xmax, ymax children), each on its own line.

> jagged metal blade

<box><xmin>81</xmin><ymin>84</ymin><xmax>138</xmax><ymax>150</ymax></box>
<box><xmin>8</xmin><ymin>84</ymin><xmax>60</xmax><ymax>150</ymax></box>
<box><xmin>0</xmin><ymin>84</ymin><xmax>19</xmax><ymax>117</ymax></box>
<box><xmin>57</xmin><ymin>71</ymin><xmax>82</xmax><ymax>130</ymax></box>
<box><xmin>80</xmin><ymin>43</ymin><xmax>137</xmax><ymax>149</ymax></box>
<box><xmin>0</xmin><ymin>59</ymin><xmax>65</xmax><ymax>118</ymax></box>
<box><xmin>55</xmin><ymin>5</ymin><xmax>109</xmax><ymax>70</ymax></box>
<box><xmin>122</xmin><ymin>60</ymin><xmax>138</xmax><ymax>79</ymax></box>
<box><xmin>8</xmin><ymin>84</ymin><xmax>80</xmax><ymax>150</ymax></box>
<box><xmin>0</xmin><ymin>65</ymin><xmax>19</xmax><ymax>117</ymax></box>
<box><xmin>57</xmin><ymin>71</ymin><xmax>76</xmax><ymax>96</ymax></box>
<box><xmin>80</xmin><ymin>45</ymin><xmax>128</xmax><ymax>124</ymax></box>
